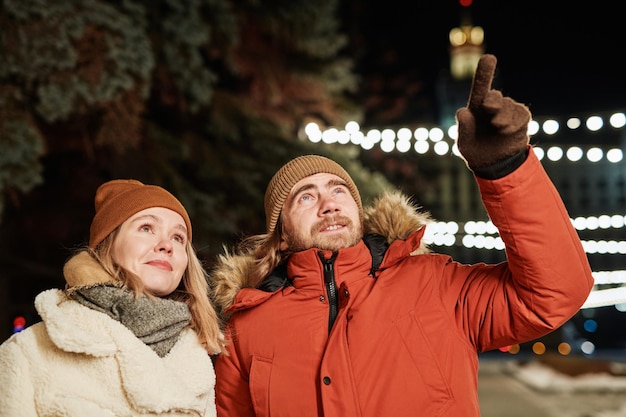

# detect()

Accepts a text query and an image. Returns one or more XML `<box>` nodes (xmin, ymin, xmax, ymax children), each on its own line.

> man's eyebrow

<box><xmin>288</xmin><ymin>179</ymin><xmax>349</xmax><ymax>205</ymax></box>
<box><xmin>287</xmin><ymin>183</ymin><xmax>315</xmax><ymax>207</ymax></box>
<box><xmin>326</xmin><ymin>178</ymin><xmax>348</xmax><ymax>188</ymax></box>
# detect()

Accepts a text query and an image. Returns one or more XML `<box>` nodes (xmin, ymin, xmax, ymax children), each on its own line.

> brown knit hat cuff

<box><xmin>89</xmin><ymin>180</ymin><xmax>192</xmax><ymax>248</ymax></box>
<box><xmin>264</xmin><ymin>155</ymin><xmax>362</xmax><ymax>235</ymax></box>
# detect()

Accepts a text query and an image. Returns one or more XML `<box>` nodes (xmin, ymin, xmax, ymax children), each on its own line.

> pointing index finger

<box><xmin>467</xmin><ymin>54</ymin><xmax>497</xmax><ymax>111</ymax></box>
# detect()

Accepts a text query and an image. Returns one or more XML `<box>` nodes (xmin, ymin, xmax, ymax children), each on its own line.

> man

<box><xmin>210</xmin><ymin>54</ymin><xmax>594</xmax><ymax>416</ymax></box>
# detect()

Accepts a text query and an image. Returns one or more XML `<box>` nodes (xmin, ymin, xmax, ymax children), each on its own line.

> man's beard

<box><xmin>284</xmin><ymin>215</ymin><xmax>362</xmax><ymax>252</ymax></box>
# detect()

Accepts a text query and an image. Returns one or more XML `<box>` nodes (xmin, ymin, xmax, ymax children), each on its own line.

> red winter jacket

<box><xmin>211</xmin><ymin>151</ymin><xmax>594</xmax><ymax>417</ymax></box>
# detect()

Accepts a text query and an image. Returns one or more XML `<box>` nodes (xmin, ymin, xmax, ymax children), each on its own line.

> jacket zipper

<box><xmin>319</xmin><ymin>251</ymin><xmax>339</xmax><ymax>334</ymax></box>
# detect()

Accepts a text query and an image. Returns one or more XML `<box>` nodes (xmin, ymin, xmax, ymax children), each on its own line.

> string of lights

<box><xmin>301</xmin><ymin>112</ymin><xmax>626</xmax><ymax>310</ymax></box>
<box><xmin>302</xmin><ymin>111</ymin><xmax>625</xmax><ymax>163</ymax></box>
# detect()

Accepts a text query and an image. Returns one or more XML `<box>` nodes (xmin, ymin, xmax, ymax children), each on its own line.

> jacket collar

<box><xmin>213</xmin><ymin>190</ymin><xmax>433</xmax><ymax>315</ymax></box>
<box><xmin>287</xmin><ymin>240</ymin><xmax>374</xmax><ymax>289</ymax></box>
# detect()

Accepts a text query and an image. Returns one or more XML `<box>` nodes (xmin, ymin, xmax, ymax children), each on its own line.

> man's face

<box><xmin>280</xmin><ymin>173</ymin><xmax>362</xmax><ymax>252</ymax></box>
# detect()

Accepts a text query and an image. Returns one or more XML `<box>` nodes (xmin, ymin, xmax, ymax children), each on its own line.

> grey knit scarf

<box><xmin>70</xmin><ymin>285</ymin><xmax>191</xmax><ymax>357</ymax></box>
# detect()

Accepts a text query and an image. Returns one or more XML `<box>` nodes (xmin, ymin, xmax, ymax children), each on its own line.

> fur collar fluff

<box><xmin>210</xmin><ymin>190</ymin><xmax>433</xmax><ymax>314</ymax></box>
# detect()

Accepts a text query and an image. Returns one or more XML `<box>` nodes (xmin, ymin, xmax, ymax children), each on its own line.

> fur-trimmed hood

<box><xmin>210</xmin><ymin>190</ymin><xmax>433</xmax><ymax>315</ymax></box>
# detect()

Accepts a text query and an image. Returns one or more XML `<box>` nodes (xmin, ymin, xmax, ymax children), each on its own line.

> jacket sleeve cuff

<box><xmin>472</xmin><ymin>148</ymin><xmax>529</xmax><ymax>180</ymax></box>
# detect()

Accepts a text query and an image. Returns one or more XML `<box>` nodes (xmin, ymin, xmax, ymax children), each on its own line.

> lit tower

<box><xmin>435</xmin><ymin>0</ymin><xmax>485</xmax><ymax>128</ymax></box>
<box><xmin>433</xmin><ymin>0</ymin><xmax>490</xmax><ymax>234</ymax></box>
<box><xmin>448</xmin><ymin>0</ymin><xmax>485</xmax><ymax>80</ymax></box>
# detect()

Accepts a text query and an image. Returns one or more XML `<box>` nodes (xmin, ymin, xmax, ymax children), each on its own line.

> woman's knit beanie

<box><xmin>264</xmin><ymin>155</ymin><xmax>362</xmax><ymax>235</ymax></box>
<box><xmin>89</xmin><ymin>179</ymin><xmax>192</xmax><ymax>248</ymax></box>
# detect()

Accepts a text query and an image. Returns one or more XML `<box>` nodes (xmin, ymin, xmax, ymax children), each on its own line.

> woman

<box><xmin>0</xmin><ymin>179</ymin><xmax>226</xmax><ymax>416</ymax></box>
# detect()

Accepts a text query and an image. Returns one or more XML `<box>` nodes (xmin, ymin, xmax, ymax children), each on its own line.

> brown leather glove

<box><xmin>456</xmin><ymin>54</ymin><xmax>531</xmax><ymax>169</ymax></box>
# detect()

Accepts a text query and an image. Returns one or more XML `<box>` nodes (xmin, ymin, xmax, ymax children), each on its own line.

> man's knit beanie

<box><xmin>264</xmin><ymin>155</ymin><xmax>362</xmax><ymax>235</ymax></box>
<box><xmin>89</xmin><ymin>179</ymin><xmax>192</xmax><ymax>248</ymax></box>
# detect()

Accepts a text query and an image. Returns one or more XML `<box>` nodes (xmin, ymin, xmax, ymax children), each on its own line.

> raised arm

<box><xmin>456</xmin><ymin>54</ymin><xmax>531</xmax><ymax>169</ymax></box>
<box><xmin>450</xmin><ymin>54</ymin><xmax>594</xmax><ymax>351</ymax></box>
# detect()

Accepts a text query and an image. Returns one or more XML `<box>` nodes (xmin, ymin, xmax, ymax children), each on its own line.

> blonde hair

<box><xmin>91</xmin><ymin>230</ymin><xmax>227</xmax><ymax>355</ymax></box>
<box><xmin>236</xmin><ymin>220</ymin><xmax>287</xmax><ymax>289</ymax></box>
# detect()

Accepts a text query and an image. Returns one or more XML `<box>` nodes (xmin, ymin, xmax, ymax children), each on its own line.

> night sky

<box><xmin>352</xmin><ymin>0</ymin><xmax>626</xmax><ymax>118</ymax></box>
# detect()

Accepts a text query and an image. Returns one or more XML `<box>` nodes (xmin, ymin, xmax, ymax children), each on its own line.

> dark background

<box><xmin>1</xmin><ymin>0</ymin><xmax>624</xmax><ymax>350</ymax></box>
<box><xmin>348</xmin><ymin>0</ymin><xmax>625</xmax><ymax>120</ymax></box>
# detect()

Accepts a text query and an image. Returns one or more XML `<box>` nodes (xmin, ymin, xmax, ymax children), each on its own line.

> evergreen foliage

<box><xmin>0</xmin><ymin>0</ymin><xmax>393</xmax><ymax>299</ymax></box>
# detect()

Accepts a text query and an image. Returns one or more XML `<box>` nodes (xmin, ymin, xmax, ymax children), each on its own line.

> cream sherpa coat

<box><xmin>0</xmin><ymin>289</ymin><xmax>216</xmax><ymax>417</ymax></box>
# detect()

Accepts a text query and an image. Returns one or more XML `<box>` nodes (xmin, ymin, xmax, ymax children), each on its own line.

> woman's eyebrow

<box><xmin>131</xmin><ymin>214</ymin><xmax>187</xmax><ymax>236</ymax></box>
<box><xmin>130</xmin><ymin>214</ymin><xmax>160</xmax><ymax>224</ymax></box>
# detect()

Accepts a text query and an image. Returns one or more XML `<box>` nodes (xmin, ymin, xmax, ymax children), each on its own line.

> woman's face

<box><xmin>112</xmin><ymin>207</ymin><xmax>189</xmax><ymax>296</ymax></box>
